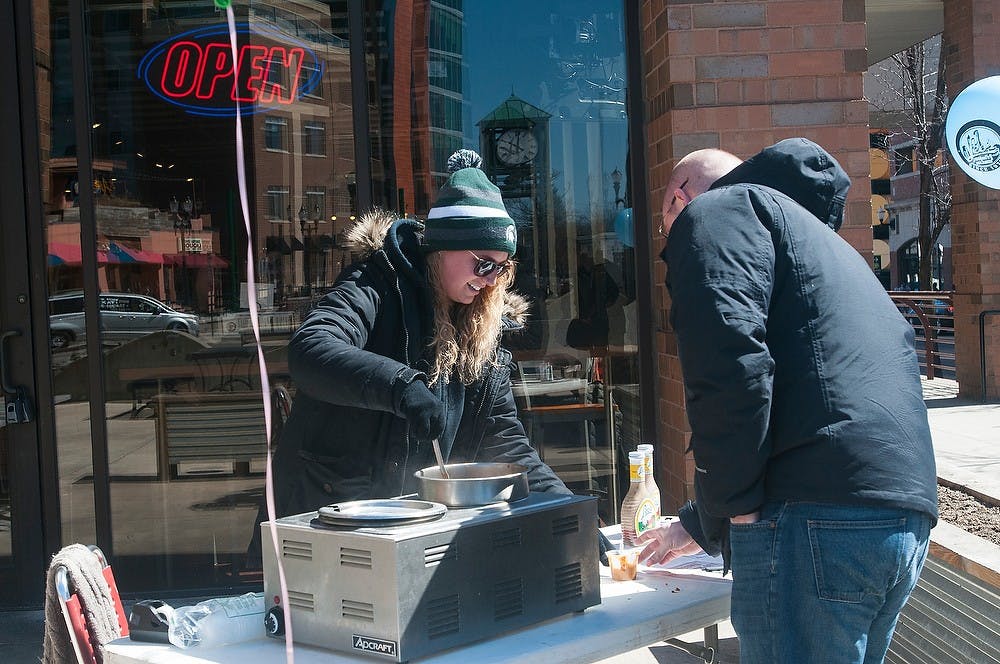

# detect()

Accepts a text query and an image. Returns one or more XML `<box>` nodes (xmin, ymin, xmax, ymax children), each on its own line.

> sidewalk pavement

<box><xmin>922</xmin><ymin>376</ymin><xmax>1000</xmax><ymax>505</ymax></box>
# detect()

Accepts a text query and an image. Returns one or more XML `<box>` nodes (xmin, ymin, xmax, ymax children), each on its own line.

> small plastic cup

<box><xmin>607</xmin><ymin>548</ymin><xmax>639</xmax><ymax>581</ymax></box>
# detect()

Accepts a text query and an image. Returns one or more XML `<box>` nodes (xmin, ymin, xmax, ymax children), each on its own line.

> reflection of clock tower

<box><xmin>478</xmin><ymin>94</ymin><xmax>552</xmax><ymax>290</ymax></box>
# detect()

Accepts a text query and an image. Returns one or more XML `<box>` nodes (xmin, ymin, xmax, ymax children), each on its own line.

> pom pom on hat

<box><xmin>424</xmin><ymin>149</ymin><xmax>517</xmax><ymax>256</ymax></box>
<box><xmin>447</xmin><ymin>149</ymin><xmax>483</xmax><ymax>172</ymax></box>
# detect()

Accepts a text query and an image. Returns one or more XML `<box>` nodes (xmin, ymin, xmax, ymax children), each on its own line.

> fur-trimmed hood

<box><xmin>342</xmin><ymin>208</ymin><xmax>530</xmax><ymax>327</ymax></box>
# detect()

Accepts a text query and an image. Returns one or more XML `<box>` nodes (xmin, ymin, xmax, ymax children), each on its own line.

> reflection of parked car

<box><xmin>49</xmin><ymin>292</ymin><xmax>200</xmax><ymax>349</ymax></box>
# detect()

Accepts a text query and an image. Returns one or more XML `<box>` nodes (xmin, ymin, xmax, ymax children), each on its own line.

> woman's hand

<box><xmin>634</xmin><ymin>520</ymin><xmax>703</xmax><ymax>566</ymax></box>
<box><xmin>398</xmin><ymin>381</ymin><xmax>445</xmax><ymax>441</ymax></box>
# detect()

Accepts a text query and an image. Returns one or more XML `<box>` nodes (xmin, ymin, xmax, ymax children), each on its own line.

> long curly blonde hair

<box><xmin>424</xmin><ymin>252</ymin><xmax>516</xmax><ymax>386</ymax></box>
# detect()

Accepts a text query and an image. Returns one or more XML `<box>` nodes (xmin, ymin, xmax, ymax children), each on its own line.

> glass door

<box><xmin>0</xmin><ymin>0</ymin><xmax>48</xmax><ymax>608</ymax></box>
<box><xmin>31</xmin><ymin>0</ymin><xmax>358</xmax><ymax>595</ymax></box>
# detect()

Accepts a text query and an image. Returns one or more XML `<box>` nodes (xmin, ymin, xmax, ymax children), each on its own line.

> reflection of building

<box><xmin>249</xmin><ymin>3</ymin><xmax>355</xmax><ymax>303</ymax></box>
<box><xmin>45</xmin><ymin>207</ymin><xmax>227</xmax><ymax>312</ymax></box>
<box><xmin>372</xmin><ymin>0</ymin><xmax>465</xmax><ymax>216</ymax></box>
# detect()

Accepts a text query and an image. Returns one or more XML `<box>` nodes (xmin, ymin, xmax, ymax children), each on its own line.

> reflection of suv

<box><xmin>48</xmin><ymin>292</ymin><xmax>200</xmax><ymax>349</ymax></box>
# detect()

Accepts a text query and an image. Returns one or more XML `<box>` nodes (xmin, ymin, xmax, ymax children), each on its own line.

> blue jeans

<box><xmin>728</xmin><ymin>502</ymin><xmax>932</xmax><ymax>664</ymax></box>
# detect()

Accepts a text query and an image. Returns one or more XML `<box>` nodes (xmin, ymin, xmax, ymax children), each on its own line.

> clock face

<box><xmin>496</xmin><ymin>128</ymin><xmax>539</xmax><ymax>166</ymax></box>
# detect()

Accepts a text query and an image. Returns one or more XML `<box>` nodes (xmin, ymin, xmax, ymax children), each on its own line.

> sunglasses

<box><xmin>468</xmin><ymin>251</ymin><xmax>512</xmax><ymax>277</ymax></box>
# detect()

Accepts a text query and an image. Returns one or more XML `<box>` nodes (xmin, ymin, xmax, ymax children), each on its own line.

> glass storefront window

<box><xmin>368</xmin><ymin>1</ymin><xmax>637</xmax><ymax>525</ymax></box>
<box><xmin>37</xmin><ymin>0</ymin><xmax>355</xmax><ymax>592</ymax></box>
<box><xmin>31</xmin><ymin>0</ymin><xmax>639</xmax><ymax>595</ymax></box>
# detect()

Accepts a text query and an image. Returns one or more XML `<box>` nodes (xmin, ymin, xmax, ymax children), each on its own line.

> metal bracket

<box><xmin>665</xmin><ymin>638</ymin><xmax>717</xmax><ymax>663</ymax></box>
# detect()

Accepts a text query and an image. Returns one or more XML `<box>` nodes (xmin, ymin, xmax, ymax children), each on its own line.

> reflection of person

<box><xmin>273</xmin><ymin>150</ymin><xmax>569</xmax><ymax>517</ymax></box>
<box><xmin>567</xmin><ymin>250</ymin><xmax>624</xmax><ymax>350</ymax></box>
<box><xmin>638</xmin><ymin>139</ymin><xmax>937</xmax><ymax>663</ymax></box>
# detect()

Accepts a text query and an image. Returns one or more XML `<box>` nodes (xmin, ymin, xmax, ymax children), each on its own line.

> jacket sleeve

<box><xmin>665</xmin><ymin>187</ymin><xmax>777</xmax><ymax>528</ymax></box>
<box><xmin>288</xmin><ymin>262</ymin><xmax>424</xmax><ymax>415</ymax></box>
<box><xmin>477</xmin><ymin>373</ymin><xmax>572</xmax><ymax>495</ymax></box>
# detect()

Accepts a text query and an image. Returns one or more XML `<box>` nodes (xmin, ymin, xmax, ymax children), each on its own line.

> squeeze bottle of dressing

<box><xmin>637</xmin><ymin>444</ymin><xmax>661</xmax><ymax>522</ymax></box>
<box><xmin>621</xmin><ymin>452</ymin><xmax>657</xmax><ymax>545</ymax></box>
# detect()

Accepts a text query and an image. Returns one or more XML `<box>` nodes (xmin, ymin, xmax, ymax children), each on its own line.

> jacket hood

<box><xmin>342</xmin><ymin>208</ymin><xmax>530</xmax><ymax>326</ymax></box>
<box><xmin>710</xmin><ymin>138</ymin><xmax>850</xmax><ymax>231</ymax></box>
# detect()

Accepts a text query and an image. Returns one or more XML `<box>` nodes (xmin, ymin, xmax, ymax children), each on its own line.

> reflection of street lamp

<box><xmin>186</xmin><ymin>177</ymin><xmax>197</xmax><ymax>218</ymax></box>
<box><xmin>172</xmin><ymin>197</ymin><xmax>192</xmax><ymax>306</ymax></box>
<box><xmin>298</xmin><ymin>204</ymin><xmax>312</xmax><ymax>295</ymax></box>
<box><xmin>611</xmin><ymin>167</ymin><xmax>625</xmax><ymax>208</ymax></box>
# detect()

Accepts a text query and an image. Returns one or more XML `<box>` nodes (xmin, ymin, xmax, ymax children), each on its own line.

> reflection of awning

<box><xmin>290</xmin><ymin>237</ymin><xmax>305</xmax><ymax>251</ymax></box>
<box><xmin>47</xmin><ymin>241</ymin><xmax>110</xmax><ymax>265</ymax></box>
<box><xmin>265</xmin><ymin>236</ymin><xmax>292</xmax><ymax>254</ymax></box>
<box><xmin>107</xmin><ymin>242</ymin><xmax>164</xmax><ymax>264</ymax></box>
<box><xmin>48</xmin><ymin>242</ymin><xmax>81</xmax><ymax>265</ymax></box>
<box><xmin>163</xmin><ymin>253</ymin><xmax>229</xmax><ymax>268</ymax></box>
<box><xmin>318</xmin><ymin>234</ymin><xmax>336</xmax><ymax>250</ymax></box>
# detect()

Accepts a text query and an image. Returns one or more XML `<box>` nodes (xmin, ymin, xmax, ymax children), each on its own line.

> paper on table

<box><xmin>645</xmin><ymin>550</ymin><xmax>724</xmax><ymax>571</ymax></box>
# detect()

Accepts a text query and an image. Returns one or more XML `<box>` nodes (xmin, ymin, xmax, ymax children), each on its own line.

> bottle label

<box><xmin>217</xmin><ymin>592</ymin><xmax>264</xmax><ymax>618</ymax></box>
<box><xmin>633</xmin><ymin>498</ymin><xmax>657</xmax><ymax>537</ymax></box>
<box><xmin>629</xmin><ymin>464</ymin><xmax>644</xmax><ymax>482</ymax></box>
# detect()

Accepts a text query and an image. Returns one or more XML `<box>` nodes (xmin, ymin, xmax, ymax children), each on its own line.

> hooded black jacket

<box><xmin>273</xmin><ymin>212</ymin><xmax>569</xmax><ymax>516</ymax></box>
<box><xmin>662</xmin><ymin>138</ymin><xmax>938</xmax><ymax>557</ymax></box>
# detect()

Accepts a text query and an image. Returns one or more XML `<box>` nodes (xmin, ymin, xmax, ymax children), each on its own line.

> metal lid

<box><xmin>315</xmin><ymin>499</ymin><xmax>448</xmax><ymax>527</ymax></box>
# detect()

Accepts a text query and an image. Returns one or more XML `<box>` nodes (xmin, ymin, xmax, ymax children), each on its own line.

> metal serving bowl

<box><xmin>415</xmin><ymin>462</ymin><xmax>529</xmax><ymax>507</ymax></box>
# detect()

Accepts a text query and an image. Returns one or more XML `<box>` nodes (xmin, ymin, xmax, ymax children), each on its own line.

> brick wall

<box><xmin>639</xmin><ymin>0</ymin><xmax>871</xmax><ymax>510</ymax></box>
<box><xmin>944</xmin><ymin>0</ymin><xmax>1000</xmax><ymax>399</ymax></box>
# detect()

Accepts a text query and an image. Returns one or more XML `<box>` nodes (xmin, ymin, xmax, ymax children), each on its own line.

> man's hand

<box><xmin>634</xmin><ymin>520</ymin><xmax>703</xmax><ymax>566</ymax></box>
<box><xmin>730</xmin><ymin>511</ymin><xmax>760</xmax><ymax>525</ymax></box>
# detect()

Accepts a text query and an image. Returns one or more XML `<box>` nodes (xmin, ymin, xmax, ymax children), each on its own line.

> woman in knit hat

<box><xmin>271</xmin><ymin>149</ymin><xmax>570</xmax><ymax>516</ymax></box>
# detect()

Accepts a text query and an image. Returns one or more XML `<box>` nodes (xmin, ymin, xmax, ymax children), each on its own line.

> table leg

<box><xmin>666</xmin><ymin>627</ymin><xmax>719</xmax><ymax>663</ymax></box>
<box><xmin>704</xmin><ymin>623</ymin><xmax>719</xmax><ymax>660</ymax></box>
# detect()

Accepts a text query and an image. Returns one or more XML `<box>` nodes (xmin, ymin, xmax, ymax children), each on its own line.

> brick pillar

<box><xmin>639</xmin><ymin>0</ymin><xmax>871</xmax><ymax>511</ymax></box>
<box><xmin>943</xmin><ymin>0</ymin><xmax>1000</xmax><ymax>400</ymax></box>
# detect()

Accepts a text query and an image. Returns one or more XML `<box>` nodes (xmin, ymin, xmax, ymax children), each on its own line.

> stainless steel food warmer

<box><xmin>261</xmin><ymin>492</ymin><xmax>600</xmax><ymax>661</ymax></box>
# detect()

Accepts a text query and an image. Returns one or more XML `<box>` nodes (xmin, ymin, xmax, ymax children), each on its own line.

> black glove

<box><xmin>398</xmin><ymin>380</ymin><xmax>445</xmax><ymax>441</ymax></box>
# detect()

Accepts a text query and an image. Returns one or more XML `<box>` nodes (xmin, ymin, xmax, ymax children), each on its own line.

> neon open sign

<box><xmin>138</xmin><ymin>23</ymin><xmax>323</xmax><ymax>117</ymax></box>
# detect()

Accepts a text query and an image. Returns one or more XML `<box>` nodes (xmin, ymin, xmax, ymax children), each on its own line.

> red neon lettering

<box><xmin>160</xmin><ymin>42</ymin><xmax>201</xmax><ymax>98</ymax></box>
<box><xmin>234</xmin><ymin>45</ymin><xmax>269</xmax><ymax>102</ymax></box>
<box><xmin>195</xmin><ymin>43</ymin><xmax>235</xmax><ymax>100</ymax></box>
<box><xmin>258</xmin><ymin>47</ymin><xmax>304</xmax><ymax>104</ymax></box>
<box><xmin>156</xmin><ymin>41</ymin><xmax>308</xmax><ymax>105</ymax></box>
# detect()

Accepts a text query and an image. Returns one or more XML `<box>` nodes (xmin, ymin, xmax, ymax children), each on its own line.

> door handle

<box><xmin>1</xmin><ymin>329</ymin><xmax>35</xmax><ymax>424</ymax></box>
<box><xmin>0</xmin><ymin>330</ymin><xmax>19</xmax><ymax>394</ymax></box>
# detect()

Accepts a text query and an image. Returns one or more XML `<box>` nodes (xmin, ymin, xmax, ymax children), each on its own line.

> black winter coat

<box><xmin>274</xmin><ymin>214</ymin><xmax>569</xmax><ymax>517</ymax></box>
<box><xmin>662</xmin><ymin>138</ymin><xmax>938</xmax><ymax>557</ymax></box>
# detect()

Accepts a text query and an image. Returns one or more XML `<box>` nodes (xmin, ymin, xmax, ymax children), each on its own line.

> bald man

<box><xmin>637</xmin><ymin>138</ymin><xmax>937</xmax><ymax>664</ymax></box>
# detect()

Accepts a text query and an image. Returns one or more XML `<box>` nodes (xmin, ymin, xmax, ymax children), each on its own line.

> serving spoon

<box><xmin>431</xmin><ymin>438</ymin><xmax>450</xmax><ymax>479</ymax></box>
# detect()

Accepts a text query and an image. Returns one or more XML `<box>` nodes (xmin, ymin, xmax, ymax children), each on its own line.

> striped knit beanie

<box><xmin>423</xmin><ymin>149</ymin><xmax>517</xmax><ymax>255</ymax></box>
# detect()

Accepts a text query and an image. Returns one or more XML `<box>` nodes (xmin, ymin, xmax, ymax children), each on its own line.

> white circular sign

<box><xmin>946</xmin><ymin>76</ymin><xmax>1000</xmax><ymax>189</ymax></box>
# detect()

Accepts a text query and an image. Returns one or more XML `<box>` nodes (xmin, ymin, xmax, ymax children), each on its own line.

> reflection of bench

<box><xmin>154</xmin><ymin>392</ymin><xmax>267</xmax><ymax>480</ymax></box>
